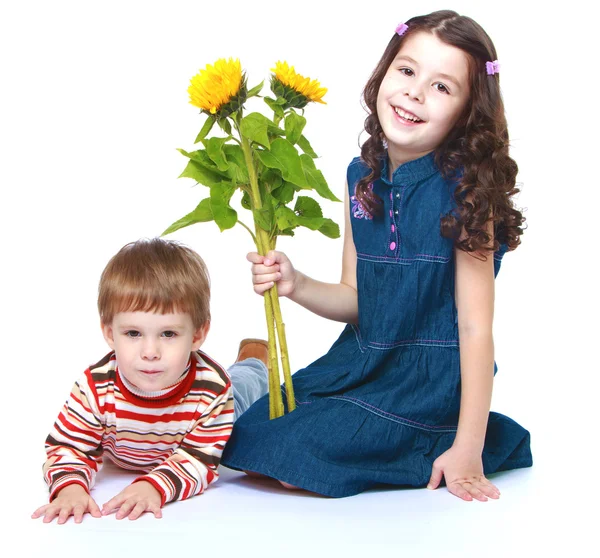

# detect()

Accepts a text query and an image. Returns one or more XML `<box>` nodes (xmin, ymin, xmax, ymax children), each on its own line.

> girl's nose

<box><xmin>403</xmin><ymin>83</ymin><xmax>425</xmax><ymax>103</ymax></box>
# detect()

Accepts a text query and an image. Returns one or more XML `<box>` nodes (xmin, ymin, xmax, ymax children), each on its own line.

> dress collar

<box><xmin>380</xmin><ymin>151</ymin><xmax>438</xmax><ymax>186</ymax></box>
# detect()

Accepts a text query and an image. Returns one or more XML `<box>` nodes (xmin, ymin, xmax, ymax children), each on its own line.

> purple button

<box><xmin>390</xmin><ymin>192</ymin><xmax>393</xmax><ymax>200</ymax></box>
<box><xmin>390</xmin><ymin>242</ymin><xmax>396</xmax><ymax>251</ymax></box>
<box><xmin>391</xmin><ymin>224</ymin><xmax>395</xmax><ymax>233</ymax></box>
<box><xmin>389</xmin><ymin>210</ymin><xmax>393</xmax><ymax>218</ymax></box>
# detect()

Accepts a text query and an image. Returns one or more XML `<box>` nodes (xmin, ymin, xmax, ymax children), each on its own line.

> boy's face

<box><xmin>102</xmin><ymin>311</ymin><xmax>209</xmax><ymax>392</ymax></box>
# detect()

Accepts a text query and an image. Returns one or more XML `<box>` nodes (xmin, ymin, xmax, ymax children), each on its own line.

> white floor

<box><xmin>11</xmin><ymin>451</ymin><xmax>593</xmax><ymax>557</ymax></box>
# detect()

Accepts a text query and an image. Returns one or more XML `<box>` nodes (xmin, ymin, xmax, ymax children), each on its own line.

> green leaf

<box><xmin>256</xmin><ymin>138</ymin><xmax>307</xmax><ymax>189</ymax></box>
<box><xmin>271</xmin><ymin>181</ymin><xmax>295</xmax><ymax>204</ymax></box>
<box><xmin>223</xmin><ymin>144</ymin><xmax>249</xmax><ymax>183</ymax></box>
<box><xmin>218</xmin><ymin>118</ymin><xmax>232</xmax><ymax>135</ymax></box>
<box><xmin>296</xmin><ymin>216</ymin><xmax>324</xmax><ymax>231</ymax></box>
<box><xmin>294</xmin><ymin>196</ymin><xmax>323</xmax><ymax>218</ymax></box>
<box><xmin>297</xmin><ymin>135</ymin><xmax>318</xmax><ymax>158</ymax></box>
<box><xmin>264</xmin><ymin>97</ymin><xmax>285</xmax><ymax>118</ymax></box>
<box><xmin>318</xmin><ymin>218</ymin><xmax>341</xmax><ymax>239</ymax></box>
<box><xmin>278</xmin><ymin>228</ymin><xmax>295</xmax><ymax>237</ymax></box>
<box><xmin>253</xmin><ymin>207</ymin><xmax>273</xmax><ymax>232</ymax></box>
<box><xmin>240</xmin><ymin>112</ymin><xmax>272</xmax><ymax>149</ymax></box>
<box><xmin>247</xmin><ymin>80</ymin><xmax>264</xmax><ymax>98</ymax></box>
<box><xmin>284</xmin><ymin>111</ymin><xmax>306</xmax><ymax>145</ymax></box>
<box><xmin>204</xmin><ymin>137</ymin><xmax>229</xmax><ymax>172</ymax></box>
<box><xmin>241</xmin><ymin>190</ymin><xmax>252</xmax><ymax>210</ymax></box>
<box><xmin>194</xmin><ymin>116</ymin><xmax>216</xmax><ymax>144</ymax></box>
<box><xmin>210</xmin><ymin>183</ymin><xmax>237</xmax><ymax>231</ymax></box>
<box><xmin>275</xmin><ymin>206</ymin><xmax>298</xmax><ymax>230</ymax></box>
<box><xmin>300</xmin><ymin>154</ymin><xmax>341</xmax><ymax>201</ymax></box>
<box><xmin>162</xmin><ymin>198</ymin><xmax>213</xmax><ymax>235</ymax></box>
<box><xmin>179</xmin><ymin>159</ymin><xmax>226</xmax><ymax>188</ymax></box>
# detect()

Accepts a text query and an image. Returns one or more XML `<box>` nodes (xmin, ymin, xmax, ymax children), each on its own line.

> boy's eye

<box><xmin>400</xmin><ymin>68</ymin><xmax>414</xmax><ymax>76</ymax></box>
<box><xmin>125</xmin><ymin>330</ymin><xmax>141</xmax><ymax>338</ymax></box>
<box><xmin>434</xmin><ymin>83</ymin><xmax>450</xmax><ymax>94</ymax></box>
<box><xmin>162</xmin><ymin>331</ymin><xmax>177</xmax><ymax>338</ymax></box>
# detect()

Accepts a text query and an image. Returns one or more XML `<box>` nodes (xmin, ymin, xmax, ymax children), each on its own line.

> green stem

<box><xmin>236</xmin><ymin>219</ymin><xmax>256</xmax><ymax>244</ymax></box>
<box><xmin>266</xmin><ymin>236</ymin><xmax>296</xmax><ymax>411</ymax></box>
<box><xmin>238</xmin><ymin>119</ymin><xmax>285</xmax><ymax>418</ymax></box>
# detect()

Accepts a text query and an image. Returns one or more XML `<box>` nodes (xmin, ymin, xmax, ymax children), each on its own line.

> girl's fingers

<box><xmin>448</xmin><ymin>482</ymin><xmax>473</xmax><ymax>501</ymax></box>
<box><xmin>476</xmin><ymin>479</ymin><xmax>500</xmax><ymax>499</ymax></box>
<box><xmin>89</xmin><ymin>499</ymin><xmax>102</xmax><ymax>518</ymax></box>
<box><xmin>252</xmin><ymin>272</ymin><xmax>280</xmax><ymax>285</ymax></box>
<box><xmin>150</xmin><ymin>504</ymin><xmax>162</xmax><ymax>519</ymax></box>
<box><xmin>465</xmin><ymin>483</ymin><xmax>488</xmax><ymax>502</ymax></box>
<box><xmin>254</xmin><ymin>282</ymin><xmax>275</xmax><ymax>295</ymax></box>
<box><xmin>246</xmin><ymin>252</ymin><xmax>264</xmax><ymax>264</ymax></box>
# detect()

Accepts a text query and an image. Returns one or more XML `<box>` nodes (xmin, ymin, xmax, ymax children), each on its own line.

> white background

<box><xmin>1</xmin><ymin>0</ymin><xmax>598</xmax><ymax>555</ymax></box>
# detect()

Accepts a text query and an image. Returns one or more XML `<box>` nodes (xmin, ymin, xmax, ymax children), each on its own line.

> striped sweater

<box><xmin>43</xmin><ymin>350</ymin><xmax>234</xmax><ymax>505</ymax></box>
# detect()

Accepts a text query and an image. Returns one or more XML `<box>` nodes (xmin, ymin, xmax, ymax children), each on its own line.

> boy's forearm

<box><xmin>454</xmin><ymin>332</ymin><xmax>495</xmax><ymax>454</ymax></box>
<box><xmin>289</xmin><ymin>271</ymin><xmax>359</xmax><ymax>324</ymax></box>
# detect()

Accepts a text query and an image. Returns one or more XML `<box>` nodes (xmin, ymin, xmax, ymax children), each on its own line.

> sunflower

<box><xmin>270</xmin><ymin>61</ymin><xmax>327</xmax><ymax>109</ymax></box>
<box><xmin>188</xmin><ymin>58</ymin><xmax>246</xmax><ymax>117</ymax></box>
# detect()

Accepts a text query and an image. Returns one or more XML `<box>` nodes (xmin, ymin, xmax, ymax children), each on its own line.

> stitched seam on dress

<box><xmin>357</xmin><ymin>253</ymin><xmax>450</xmax><ymax>264</ymax></box>
<box><xmin>369</xmin><ymin>338</ymin><xmax>458</xmax><ymax>346</ymax></box>
<box><xmin>366</xmin><ymin>340</ymin><xmax>458</xmax><ymax>349</ymax></box>
<box><xmin>330</xmin><ymin>396</ymin><xmax>457</xmax><ymax>432</ymax></box>
<box><xmin>350</xmin><ymin>324</ymin><xmax>366</xmax><ymax>353</ymax></box>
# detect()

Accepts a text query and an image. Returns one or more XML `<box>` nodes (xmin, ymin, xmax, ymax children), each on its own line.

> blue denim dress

<box><xmin>222</xmin><ymin>153</ymin><xmax>532</xmax><ymax>497</ymax></box>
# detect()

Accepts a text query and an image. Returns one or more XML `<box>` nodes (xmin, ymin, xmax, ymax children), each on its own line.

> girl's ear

<box><xmin>192</xmin><ymin>321</ymin><xmax>211</xmax><ymax>351</ymax></box>
<box><xmin>101</xmin><ymin>322</ymin><xmax>116</xmax><ymax>350</ymax></box>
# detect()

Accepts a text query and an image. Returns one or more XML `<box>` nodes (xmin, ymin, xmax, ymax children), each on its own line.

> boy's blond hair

<box><xmin>98</xmin><ymin>238</ymin><xmax>210</xmax><ymax>328</ymax></box>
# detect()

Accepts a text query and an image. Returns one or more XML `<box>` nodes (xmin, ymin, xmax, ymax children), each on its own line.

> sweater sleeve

<box><xmin>134</xmin><ymin>380</ymin><xmax>235</xmax><ymax>505</ymax></box>
<box><xmin>43</xmin><ymin>369</ymin><xmax>104</xmax><ymax>501</ymax></box>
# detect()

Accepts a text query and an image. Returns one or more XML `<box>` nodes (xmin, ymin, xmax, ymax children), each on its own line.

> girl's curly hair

<box><xmin>358</xmin><ymin>10</ymin><xmax>525</xmax><ymax>255</ymax></box>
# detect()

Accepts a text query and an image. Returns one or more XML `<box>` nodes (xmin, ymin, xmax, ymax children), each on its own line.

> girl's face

<box><xmin>376</xmin><ymin>31</ymin><xmax>471</xmax><ymax>170</ymax></box>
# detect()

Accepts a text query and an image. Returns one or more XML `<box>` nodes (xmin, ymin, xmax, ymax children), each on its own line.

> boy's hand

<box><xmin>31</xmin><ymin>484</ymin><xmax>101</xmax><ymax>524</ymax></box>
<box><xmin>427</xmin><ymin>445</ymin><xmax>501</xmax><ymax>502</ymax></box>
<box><xmin>102</xmin><ymin>481</ymin><xmax>162</xmax><ymax>520</ymax></box>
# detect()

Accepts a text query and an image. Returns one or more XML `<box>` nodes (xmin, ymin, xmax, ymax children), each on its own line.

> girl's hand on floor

<box><xmin>31</xmin><ymin>484</ymin><xmax>102</xmax><ymax>524</ymax></box>
<box><xmin>247</xmin><ymin>250</ymin><xmax>297</xmax><ymax>297</ymax></box>
<box><xmin>427</xmin><ymin>445</ymin><xmax>500</xmax><ymax>502</ymax></box>
<box><xmin>102</xmin><ymin>480</ymin><xmax>162</xmax><ymax>520</ymax></box>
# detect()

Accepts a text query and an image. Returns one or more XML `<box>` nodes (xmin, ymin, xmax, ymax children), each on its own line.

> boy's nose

<box><xmin>141</xmin><ymin>340</ymin><xmax>160</xmax><ymax>360</ymax></box>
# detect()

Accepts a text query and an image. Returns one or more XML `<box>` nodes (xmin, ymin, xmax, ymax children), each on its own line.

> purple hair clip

<box><xmin>486</xmin><ymin>60</ymin><xmax>500</xmax><ymax>75</ymax></box>
<box><xmin>395</xmin><ymin>23</ymin><xmax>408</xmax><ymax>36</ymax></box>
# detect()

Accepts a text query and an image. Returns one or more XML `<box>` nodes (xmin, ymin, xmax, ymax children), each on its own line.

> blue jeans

<box><xmin>228</xmin><ymin>358</ymin><xmax>268</xmax><ymax>421</ymax></box>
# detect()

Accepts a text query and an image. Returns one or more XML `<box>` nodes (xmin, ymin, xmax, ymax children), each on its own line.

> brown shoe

<box><xmin>235</xmin><ymin>338</ymin><xmax>269</xmax><ymax>366</ymax></box>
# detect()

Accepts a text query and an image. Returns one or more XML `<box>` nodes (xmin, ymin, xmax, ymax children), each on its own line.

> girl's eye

<box><xmin>125</xmin><ymin>330</ymin><xmax>141</xmax><ymax>338</ymax></box>
<box><xmin>400</xmin><ymin>68</ymin><xmax>414</xmax><ymax>76</ymax></box>
<box><xmin>434</xmin><ymin>83</ymin><xmax>450</xmax><ymax>94</ymax></box>
<box><xmin>162</xmin><ymin>331</ymin><xmax>177</xmax><ymax>338</ymax></box>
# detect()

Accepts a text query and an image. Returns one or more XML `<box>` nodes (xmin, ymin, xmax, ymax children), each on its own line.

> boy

<box><xmin>31</xmin><ymin>238</ymin><xmax>268</xmax><ymax>523</ymax></box>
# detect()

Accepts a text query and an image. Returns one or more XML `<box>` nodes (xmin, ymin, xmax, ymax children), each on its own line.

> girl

<box><xmin>221</xmin><ymin>9</ymin><xmax>532</xmax><ymax>501</ymax></box>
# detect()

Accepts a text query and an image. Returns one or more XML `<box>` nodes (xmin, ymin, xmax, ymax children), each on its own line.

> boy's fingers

<box><xmin>89</xmin><ymin>499</ymin><xmax>102</xmax><ymax>518</ymax></box>
<box><xmin>57</xmin><ymin>507</ymin><xmax>71</xmax><ymax>524</ymax></box>
<box><xmin>31</xmin><ymin>504</ymin><xmax>50</xmax><ymax>518</ymax></box>
<box><xmin>73</xmin><ymin>504</ymin><xmax>85</xmax><ymax>523</ymax></box>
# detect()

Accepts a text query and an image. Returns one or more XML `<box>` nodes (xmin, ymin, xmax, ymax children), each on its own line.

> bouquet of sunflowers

<box><xmin>163</xmin><ymin>58</ymin><xmax>339</xmax><ymax>418</ymax></box>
